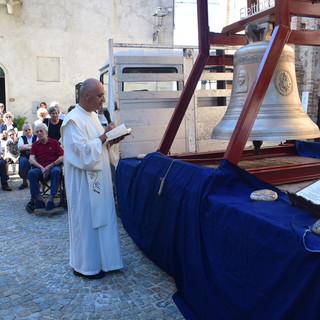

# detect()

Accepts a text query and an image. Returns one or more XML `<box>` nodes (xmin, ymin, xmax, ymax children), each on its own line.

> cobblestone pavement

<box><xmin>0</xmin><ymin>173</ymin><xmax>184</xmax><ymax>320</ymax></box>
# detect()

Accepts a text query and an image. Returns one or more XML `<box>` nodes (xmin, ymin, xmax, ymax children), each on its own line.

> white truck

<box><xmin>99</xmin><ymin>39</ymin><xmax>234</xmax><ymax>158</ymax></box>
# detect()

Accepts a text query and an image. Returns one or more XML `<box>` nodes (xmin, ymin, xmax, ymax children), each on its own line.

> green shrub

<box><xmin>14</xmin><ymin>116</ymin><xmax>28</xmax><ymax>131</ymax></box>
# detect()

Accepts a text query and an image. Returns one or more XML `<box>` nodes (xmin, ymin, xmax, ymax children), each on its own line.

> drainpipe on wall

<box><xmin>0</xmin><ymin>0</ymin><xmax>22</xmax><ymax>15</ymax></box>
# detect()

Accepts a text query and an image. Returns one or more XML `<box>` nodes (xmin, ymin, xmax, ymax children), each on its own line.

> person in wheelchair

<box><xmin>27</xmin><ymin>123</ymin><xmax>64</xmax><ymax>211</ymax></box>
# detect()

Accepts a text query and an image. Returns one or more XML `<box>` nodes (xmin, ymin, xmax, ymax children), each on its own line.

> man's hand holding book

<box><xmin>105</xmin><ymin>123</ymin><xmax>132</xmax><ymax>146</ymax></box>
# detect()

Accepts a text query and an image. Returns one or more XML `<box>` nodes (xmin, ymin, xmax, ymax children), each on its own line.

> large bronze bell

<box><xmin>211</xmin><ymin>24</ymin><xmax>320</xmax><ymax>142</ymax></box>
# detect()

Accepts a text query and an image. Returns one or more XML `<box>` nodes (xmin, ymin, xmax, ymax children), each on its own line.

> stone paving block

<box><xmin>3</xmin><ymin>315</ymin><xmax>15</xmax><ymax>320</ymax></box>
<box><xmin>0</xmin><ymin>175</ymin><xmax>184</xmax><ymax>320</ymax></box>
<box><xmin>28</xmin><ymin>312</ymin><xmax>43</xmax><ymax>319</ymax></box>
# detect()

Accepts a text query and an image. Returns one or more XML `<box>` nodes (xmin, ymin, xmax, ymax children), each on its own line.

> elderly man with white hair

<box><xmin>28</xmin><ymin>123</ymin><xmax>64</xmax><ymax>211</ymax></box>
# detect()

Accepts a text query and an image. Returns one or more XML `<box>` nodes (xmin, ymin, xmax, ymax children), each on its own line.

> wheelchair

<box><xmin>25</xmin><ymin>166</ymin><xmax>67</xmax><ymax>213</ymax></box>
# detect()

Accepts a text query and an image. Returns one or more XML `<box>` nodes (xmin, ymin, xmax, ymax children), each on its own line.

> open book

<box><xmin>296</xmin><ymin>180</ymin><xmax>320</xmax><ymax>205</ymax></box>
<box><xmin>288</xmin><ymin>179</ymin><xmax>320</xmax><ymax>216</ymax></box>
<box><xmin>105</xmin><ymin>123</ymin><xmax>132</xmax><ymax>141</ymax></box>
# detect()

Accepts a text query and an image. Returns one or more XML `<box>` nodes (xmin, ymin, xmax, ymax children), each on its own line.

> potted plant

<box><xmin>14</xmin><ymin>116</ymin><xmax>27</xmax><ymax>131</ymax></box>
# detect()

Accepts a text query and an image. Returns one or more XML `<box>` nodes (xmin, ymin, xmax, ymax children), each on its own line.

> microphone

<box><xmin>103</xmin><ymin>109</ymin><xmax>112</xmax><ymax>124</ymax></box>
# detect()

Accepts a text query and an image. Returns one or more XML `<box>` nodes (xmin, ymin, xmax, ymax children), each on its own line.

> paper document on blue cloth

<box><xmin>296</xmin><ymin>180</ymin><xmax>320</xmax><ymax>205</ymax></box>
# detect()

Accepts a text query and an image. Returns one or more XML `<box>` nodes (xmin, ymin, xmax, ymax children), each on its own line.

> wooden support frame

<box><xmin>158</xmin><ymin>0</ymin><xmax>210</xmax><ymax>155</ymax></box>
<box><xmin>158</xmin><ymin>0</ymin><xmax>320</xmax><ymax>184</ymax></box>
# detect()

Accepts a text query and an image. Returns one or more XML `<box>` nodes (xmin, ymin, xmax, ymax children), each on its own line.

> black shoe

<box><xmin>2</xmin><ymin>184</ymin><xmax>12</xmax><ymax>191</ymax></box>
<box><xmin>45</xmin><ymin>201</ymin><xmax>55</xmax><ymax>211</ymax></box>
<box><xmin>35</xmin><ymin>199</ymin><xmax>45</xmax><ymax>209</ymax></box>
<box><xmin>18</xmin><ymin>183</ymin><xmax>28</xmax><ymax>190</ymax></box>
<box><xmin>73</xmin><ymin>269</ymin><xmax>105</xmax><ymax>279</ymax></box>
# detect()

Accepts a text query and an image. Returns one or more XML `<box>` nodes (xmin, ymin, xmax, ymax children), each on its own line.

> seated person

<box><xmin>4</xmin><ymin>129</ymin><xmax>20</xmax><ymax>174</ymax></box>
<box><xmin>43</xmin><ymin>106</ymin><xmax>63</xmax><ymax>142</ymax></box>
<box><xmin>0</xmin><ymin>140</ymin><xmax>11</xmax><ymax>191</ymax></box>
<box><xmin>34</xmin><ymin>107</ymin><xmax>48</xmax><ymax>126</ymax></box>
<box><xmin>28</xmin><ymin>123</ymin><xmax>64</xmax><ymax>211</ymax></box>
<box><xmin>39</xmin><ymin>101</ymin><xmax>48</xmax><ymax>110</ymax></box>
<box><xmin>1</xmin><ymin>130</ymin><xmax>8</xmax><ymax>152</ymax></box>
<box><xmin>17</xmin><ymin>124</ymin><xmax>37</xmax><ymax>190</ymax></box>
<box><xmin>0</xmin><ymin>103</ymin><xmax>4</xmax><ymax>114</ymax></box>
<box><xmin>0</xmin><ymin>112</ymin><xmax>18</xmax><ymax>138</ymax></box>
<box><xmin>67</xmin><ymin>105</ymin><xmax>75</xmax><ymax>113</ymax></box>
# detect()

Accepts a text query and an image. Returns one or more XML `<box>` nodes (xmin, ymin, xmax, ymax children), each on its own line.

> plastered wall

<box><xmin>0</xmin><ymin>0</ymin><xmax>174</xmax><ymax>123</ymax></box>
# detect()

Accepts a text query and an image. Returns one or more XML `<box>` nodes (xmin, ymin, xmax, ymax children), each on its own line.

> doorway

<box><xmin>0</xmin><ymin>67</ymin><xmax>6</xmax><ymax>110</ymax></box>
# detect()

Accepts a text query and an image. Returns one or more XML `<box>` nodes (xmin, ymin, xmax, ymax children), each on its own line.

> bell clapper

<box><xmin>253</xmin><ymin>140</ymin><xmax>263</xmax><ymax>155</ymax></box>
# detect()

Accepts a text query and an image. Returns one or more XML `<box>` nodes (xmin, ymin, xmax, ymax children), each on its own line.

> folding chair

<box><xmin>25</xmin><ymin>166</ymin><xmax>67</xmax><ymax>213</ymax></box>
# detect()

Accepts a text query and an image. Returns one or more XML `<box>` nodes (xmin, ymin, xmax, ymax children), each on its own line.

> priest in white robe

<box><xmin>61</xmin><ymin>78</ymin><xmax>124</xmax><ymax>279</ymax></box>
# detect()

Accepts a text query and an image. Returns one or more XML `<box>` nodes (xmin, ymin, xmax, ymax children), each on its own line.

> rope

<box><xmin>158</xmin><ymin>159</ymin><xmax>178</xmax><ymax>196</ymax></box>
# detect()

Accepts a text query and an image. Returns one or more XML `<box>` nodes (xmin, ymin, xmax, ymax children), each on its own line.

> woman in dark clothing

<box><xmin>43</xmin><ymin>106</ymin><xmax>63</xmax><ymax>142</ymax></box>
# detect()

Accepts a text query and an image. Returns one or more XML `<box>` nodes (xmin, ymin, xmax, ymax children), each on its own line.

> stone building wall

<box><xmin>0</xmin><ymin>0</ymin><xmax>174</xmax><ymax>123</ymax></box>
<box><xmin>293</xmin><ymin>17</ymin><xmax>320</xmax><ymax>124</ymax></box>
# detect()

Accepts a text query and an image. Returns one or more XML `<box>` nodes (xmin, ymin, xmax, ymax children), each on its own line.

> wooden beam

<box><xmin>223</xmin><ymin>25</ymin><xmax>292</xmax><ymax>164</ymax></box>
<box><xmin>209</xmin><ymin>32</ymin><xmax>247</xmax><ymax>46</ymax></box>
<box><xmin>221</xmin><ymin>8</ymin><xmax>275</xmax><ymax>35</ymax></box>
<box><xmin>248</xmin><ymin>161</ymin><xmax>320</xmax><ymax>185</ymax></box>
<box><xmin>289</xmin><ymin>30</ymin><xmax>320</xmax><ymax>46</ymax></box>
<box><xmin>158</xmin><ymin>0</ymin><xmax>210</xmax><ymax>155</ymax></box>
<box><xmin>222</xmin><ymin>1</ymin><xmax>320</xmax><ymax>35</ymax></box>
<box><xmin>169</xmin><ymin>144</ymin><xmax>297</xmax><ymax>165</ymax></box>
<box><xmin>206</xmin><ymin>55</ymin><xmax>234</xmax><ymax>66</ymax></box>
<box><xmin>291</xmin><ymin>2</ymin><xmax>320</xmax><ymax>18</ymax></box>
<box><xmin>275</xmin><ymin>0</ymin><xmax>291</xmax><ymax>26</ymax></box>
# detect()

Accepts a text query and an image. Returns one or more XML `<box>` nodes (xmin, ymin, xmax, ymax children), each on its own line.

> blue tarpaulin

<box><xmin>296</xmin><ymin>140</ymin><xmax>320</xmax><ymax>159</ymax></box>
<box><xmin>116</xmin><ymin>142</ymin><xmax>320</xmax><ymax>320</ymax></box>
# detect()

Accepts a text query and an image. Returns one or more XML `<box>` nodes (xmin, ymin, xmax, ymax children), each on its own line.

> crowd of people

<box><xmin>0</xmin><ymin>101</ymin><xmax>65</xmax><ymax>192</ymax></box>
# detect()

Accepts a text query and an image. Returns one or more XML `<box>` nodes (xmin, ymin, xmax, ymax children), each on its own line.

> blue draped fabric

<box><xmin>296</xmin><ymin>140</ymin><xmax>320</xmax><ymax>158</ymax></box>
<box><xmin>116</xmin><ymin>151</ymin><xmax>320</xmax><ymax>320</ymax></box>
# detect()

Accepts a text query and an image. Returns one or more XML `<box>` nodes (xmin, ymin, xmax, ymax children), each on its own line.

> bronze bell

<box><xmin>211</xmin><ymin>24</ymin><xmax>320</xmax><ymax>142</ymax></box>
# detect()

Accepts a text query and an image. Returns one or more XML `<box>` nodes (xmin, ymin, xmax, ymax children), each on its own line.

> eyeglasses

<box><xmin>6</xmin><ymin>116</ymin><xmax>12</xmax><ymax>118</ymax></box>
